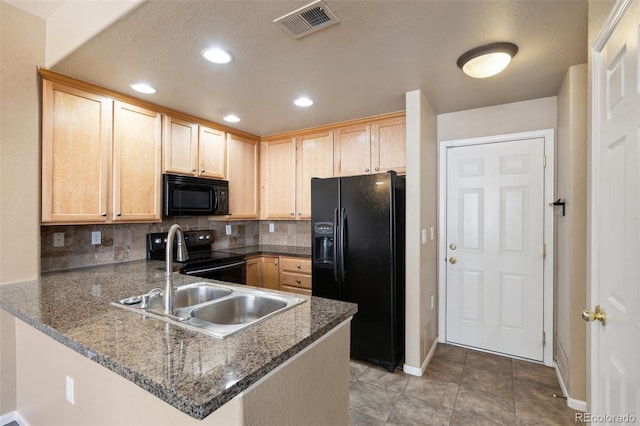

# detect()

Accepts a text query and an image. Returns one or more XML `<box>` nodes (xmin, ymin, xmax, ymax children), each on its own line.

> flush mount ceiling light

<box><xmin>457</xmin><ymin>42</ymin><xmax>518</xmax><ymax>79</ymax></box>
<box><xmin>294</xmin><ymin>96</ymin><xmax>314</xmax><ymax>107</ymax></box>
<box><xmin>223</xmin><ymin>114</ymin><xmax>240</xmax><ymax>123</ymax></box>
<box><xmin>130</xmin><ymin>82</ymin><xmax>156</xmax><ymax>94</ymax></box>
<box><xmin>202</xmin><ymin>47</ymin><xmax>233</xmax><ymax>64</ymax></box>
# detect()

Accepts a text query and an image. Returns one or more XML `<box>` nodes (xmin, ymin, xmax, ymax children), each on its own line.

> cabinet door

<box><xmin>226</xmin><ymin>134</ymin><xmax>259</xmax><ymax>218</ymax></box>
<box><xmin>297</xmin><ymin>131</ymin><xmax>334</xmax><ymax>219</ymax></box>
<box><xmin>260</xmin><ymin>138</ymin><xmax>296</xmax><ymax>219</ymax></box>
<box><xmin>334</xmin><ymin>124</ymin><xmax>371</xmax><ymax>176</ymax></box>
<box><xmin>198</xmin><ymin>126</ymin><xmax>226</xmax><ymax>179</ymax></box>
<box><xmin>371</xmin><ymin>116</ymin><xmax>405</xmax><ymax>174</ymax></box>
<box><xmin>112</xmin><ymin>101</ymin><xmax>162</xmax><ymax>222</ymax></box>
<box><xmin>163</xmin><ymin>116</ymin><xmax>197</xmax><ymax>175</ymax></box>
<box><xmin>42</xmin><ymin>80</ymin><xmax>111</xmax><ymax>223</ymax></box>
<box><xmin>261</xmin><ymin>256</ymin><xmax>280</xmax><ymax>290</ymax></box>
<box><xmin>245</xmin><ymin>256</ymin><xmax>261</xmax><ymax>286</ymax></box>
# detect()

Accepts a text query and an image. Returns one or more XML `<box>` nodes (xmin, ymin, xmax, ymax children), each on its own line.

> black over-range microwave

<box><xmin>163</xmin><ymin>174</ymin><xmax>229</xmax><ymax>216</ymax></box>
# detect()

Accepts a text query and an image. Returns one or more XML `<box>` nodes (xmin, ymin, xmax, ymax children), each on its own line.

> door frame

<box><xmin>437</xmin><ymin>129</ymin><xmax>555</xmax><ymax>366</ymax></box>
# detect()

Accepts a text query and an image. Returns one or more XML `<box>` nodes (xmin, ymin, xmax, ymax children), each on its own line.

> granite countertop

<box><xmin>0</xmin><ymin>260</ymin><xmax>356</xmax><ymax>419</ymax></box>
<box><xmin>224</xmin><ymin>245</ymin><xmax>311</xmax><ymax>258</ymax></box>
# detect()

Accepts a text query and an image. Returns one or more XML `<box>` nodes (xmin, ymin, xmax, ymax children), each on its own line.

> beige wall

<box><xmin>555</xmin><ymin>63</ymin><xmax>588</xmax><ymax>403</ymax></box>
<box><xmin>404</xmin><ymin>90</ymin><xmax>438</xmax><ymax>372</ymax></box>
<box><xmin>437</xmin><ymin>96</ymin><xmax>557</xmax><ymax>142</ymax></box>
<box><xmin>0</xmin><ymin>1</ymin><xmax>46</xmax><ymax>415</ymax></box>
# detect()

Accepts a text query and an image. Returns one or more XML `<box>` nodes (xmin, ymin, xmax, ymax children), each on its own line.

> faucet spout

<box><xmin>164</xmin><ymin>224</ymin><xmax>188</xmax><ymax>315</ymax></box>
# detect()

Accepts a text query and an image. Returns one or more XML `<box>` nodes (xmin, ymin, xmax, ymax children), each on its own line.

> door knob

<box><xmin>582</xmin><ymin>305</ymin><xmax>606</xmax><ymax>326</ymax></box>
<box><xmin>449</xmin><ymin>257</ymin><xmax>457</xmax><ymax>264</ymax></box>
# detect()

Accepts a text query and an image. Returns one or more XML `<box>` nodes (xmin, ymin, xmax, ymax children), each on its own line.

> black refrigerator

<box><xmin>311</xmin><ymin>171</ymin><xmax>405</xmax><ymax>372</ymax></box>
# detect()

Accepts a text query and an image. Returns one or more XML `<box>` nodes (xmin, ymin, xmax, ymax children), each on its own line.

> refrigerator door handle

<box><xmin>333</xmin><ymin>208</ymin><xmax>339</xmax><ymax>283</ymax></box>
<box><xmin>340</xmin><ymin>207</ymin><xmax>347</xmax><ymax>283</ymax></box>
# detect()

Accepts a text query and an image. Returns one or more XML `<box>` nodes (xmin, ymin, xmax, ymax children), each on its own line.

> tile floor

<box><xmin>349</xmin><ymin>344</ymin><xmax>583</xmax><ymax>425</ymax></box>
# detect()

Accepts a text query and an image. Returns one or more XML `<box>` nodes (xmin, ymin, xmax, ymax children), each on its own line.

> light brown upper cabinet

<box><xmin>226</xmin><ymin>134</ymin><xmax>259</xmax><ymax>219</ymax></box>
<box><xmin>334</xmin><ymin>116</ymin><xmax>405</xmax><ymax>176</ymax></box>
<box><xmin>42</xmin><ymin>80</ymin><xmax>162</xmax><ymax>224</ymax></box>
<box><xmin>163</xmin><ymin>116</ymin><xmax>226</xmax><ymax>179</ymax></box>
<box><xmin>260</xmin><ymin>131</ymin><xmax>333</xmax><ymax>220</ymax></box>
<box><xmin>112</xmin><ymin>101</ymin><xmax>162</xmax><ymax>222</ymax></box>
<box><xmin>198</xmin><ymin>126</ymin><xmax>226</xmax><ymax>179</ymax></box>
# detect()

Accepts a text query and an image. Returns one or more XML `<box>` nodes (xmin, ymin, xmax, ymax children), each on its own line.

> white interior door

<box><xmin>445</xmin><ymin>138</ymin><xmax>545</xmax><ymax>361</ymax></box>
<box><xmin>590</xmin><ymin>0</ymin><xmax>639</xmax><ymax>418</ymax></box>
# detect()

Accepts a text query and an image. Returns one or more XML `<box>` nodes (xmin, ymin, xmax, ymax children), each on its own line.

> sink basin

<box><xmin>113</xmin><ymin>282</ymin><xmax>306</xmax><ymax>338</ymax></box>
<box><xmin>191</xmin><ymin>294</ymin><xmax>287</xmax><ymax>325</ymax></box>
<box><xmin>145</xmin><ymin>284</ymin><xmax>232</xmax><ymax>310</ymax></box>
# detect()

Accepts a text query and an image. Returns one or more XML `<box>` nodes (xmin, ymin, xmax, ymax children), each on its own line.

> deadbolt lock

<box><xmin>449</xmin><ymin>243</ymin><xmax>457</xmax><ymax>250</ymax></box>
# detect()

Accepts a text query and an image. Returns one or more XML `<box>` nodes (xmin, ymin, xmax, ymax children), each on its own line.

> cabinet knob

<box><xmin>192</xmin><ymin>169</ymin><xmax>196</xmax><ymax>172</ymax></box>
<box><xmin>298</xmin><ymin>212</ymin><xmax>302</xmax><ymax>216</ymax></box>
<box><xmin>201</xmin><ymin>169</ymin><xmax>205</xmax><ymax>173</ymax></box>
<box><xmin>274</xmin><ymin>261</ymin><xmax>278</xmax><ymax>265</ymax></box>
<box><xmin>290</xmin><ymin>212</ymin><xmax>295</xmax><ymax>216</ymax></box>
<box><xmin>296</xmin><ymin>264</ymin><xmax>301</xmax><ymax>269</ymax></box>
<box><xmin>116</xmin><ymin>212</ymin><xmax>121</xmax><ymax>217</ymax></box>
<box><xmin>101</xmin><ymin>212</ymin><xmax>107</xmax><ymax>217</ymax></box>
<box><xmin>375</xmin><ymin>167</ymin><xmax>379</xmax><ymax>171</ymax></box>
<box><xmin>365</xmin><ymin>168</ymin><xmax>370</xmax><ymax>173</ymax></box>
<box><xmin>296</xmin><ymin>279</ymin><xmax>301</xmax><ymax>284</ymax></box>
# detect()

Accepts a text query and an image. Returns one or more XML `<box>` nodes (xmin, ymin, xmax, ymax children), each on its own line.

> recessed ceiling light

<box><xmin>130</xmin><ymin>83</ymin><xmax>156</xmax><ymax>94</ymax></box>
<box><xmin>294</xmin><ymin>96</ymin><xmax>314</xmax><ymax>107</ymax></box>
<box><xmin>202</xmin><ymin>47</ymin><xmax>233</xmax><ymax>64</ymax></box>
<box><xmin>223</xmin><ymin>114</ymin><xmax>240</xmax><ymax>123</ymax></box>
<box><xmin>457</xmin><ymin>42</ymin><xmax>518</xmax><ymax>79</ymax></box>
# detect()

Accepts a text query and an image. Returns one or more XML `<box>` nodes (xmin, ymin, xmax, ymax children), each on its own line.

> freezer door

<box><xmin>311</xmin><ymin>177</ymin><xmax>341</xmax><ymax>299</ymax></box>
<box><xmin>339</xmin><ymin>173</ymin><xmax>398</xmax><ymax>368</ymax></box>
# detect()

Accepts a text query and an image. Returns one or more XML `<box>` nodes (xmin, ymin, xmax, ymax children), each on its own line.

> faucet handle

<box><xmin>140</xmin><ymin>288</ymin><xmax>162</xmax><ymax>310</ymax></box>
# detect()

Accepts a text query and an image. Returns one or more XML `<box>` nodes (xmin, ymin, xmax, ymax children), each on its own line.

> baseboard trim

<box><xmin>403</xmin><ymin>337</ymin><xmax>438</xmax><ymax>377</ymax></box>
<box><xmin>553</xmin><ymin>361</ymin><xmax>588</xmax><ymax>412</ymax></box>
<box><xmin>0</xmin><ymin>411</ymin><xmax>28</xmax><ymax>426</ymax></box>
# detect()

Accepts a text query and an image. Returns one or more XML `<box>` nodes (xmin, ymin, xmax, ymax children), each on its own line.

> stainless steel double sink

<box><xmin>113</xmin><ymin>282</ymin><xmax>306</xmax><ymax>338</ymax></box>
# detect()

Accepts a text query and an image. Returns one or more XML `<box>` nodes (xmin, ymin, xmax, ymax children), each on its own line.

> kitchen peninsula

<box><xmin>0</xmin><ymin>259</ymin><xmax>356</xmax><ymax>425</ymax></box>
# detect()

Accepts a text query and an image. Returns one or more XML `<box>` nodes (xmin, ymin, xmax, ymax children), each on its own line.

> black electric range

<box><xmin>147</xmin><ymin>230</ymin><xmax>246</xmax><ymax>284</ymax></box>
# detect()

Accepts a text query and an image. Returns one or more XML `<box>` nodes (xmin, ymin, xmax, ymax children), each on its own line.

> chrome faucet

<box><xmin>164</xmin><ymin>224</ymin><xmax>188</xmax><ymax>315</ymax></box>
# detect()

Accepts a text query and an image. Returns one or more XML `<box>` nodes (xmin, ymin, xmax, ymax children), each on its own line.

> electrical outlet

<box><xmin>421</xmin><ymin>229</ymin><xmax>427</xmax><ymax>245</ymax></box>
<box><xmin>91</xmin><ymin>231</ymin><xmax>101</xmax><ymax>245</ymax></box>
<box><xmin>269</xmin><ymin>223</ymin><xmax>275</xmax><ymax>233</ymax></box>
<box><xmin>53</xmin><ymin>232</ymin><xmax>65</xmax><ymax>248</ymax></box>
<box><xmin>225</xmin><ymin>225</ymin><xmax>232</xmax><ymax>235</ymax></box>
<box><xmin>66</xmin><ymin>375</ymin><xmax>74</xmax><ymax>405</ymax></box>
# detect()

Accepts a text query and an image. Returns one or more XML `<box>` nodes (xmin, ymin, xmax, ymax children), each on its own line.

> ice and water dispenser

<box><xmin>313</xmin><ymin>222</ymin><xmax>334</xmax><ymax>267</ymax></box>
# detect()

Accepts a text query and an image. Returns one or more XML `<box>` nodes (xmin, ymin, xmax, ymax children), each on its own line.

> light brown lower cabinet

<box><xmin>245</xmin><ymin>255</ymin><xmax>279</xmax><ymax>290</ymax></box>
<box><xmin>245</xmin><ymin>255</ymin><xmax>311</xmax><ymax>295</ymax></box>
<box><xmin>279</xmin><ymin>257</ymin><xmax>312</xmax><ymax>296</ymax></box>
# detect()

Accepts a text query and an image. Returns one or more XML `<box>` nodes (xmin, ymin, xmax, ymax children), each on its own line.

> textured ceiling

<box><xmin>49</xmin><ymin>0</ymin><xmax>588</xmax><ymax>136</ymax></box>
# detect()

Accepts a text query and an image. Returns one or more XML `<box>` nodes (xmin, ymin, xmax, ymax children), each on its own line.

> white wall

<box><xmin>404</xmin><ymin>90</ymin><xmax>438</xmax><ymax>373</ymax></box>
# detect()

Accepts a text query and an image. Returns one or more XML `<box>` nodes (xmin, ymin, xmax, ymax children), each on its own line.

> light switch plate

<box><xmin>269</xmin><ymin>223</ymin><xmax>275</xmax><ymax>233</ymax></box>
<box><xmin>53</xmin><ymin>232</ymin><xmax>64</xmax><ymax>248</ymax></box>
<box><xmin>421</xmin><ymin>229</ymin><xmax>427</xmax><ymax>245</ymax></box>
<box><xmin>66</xmin><ymin>375</ymin><xmax>74</xmax><ymax>405</ymax></box>
<box><xmin>91</xmin><ymin>231</ymin><xmax>101</xmax><ymax>245</ymax></box>
<box><xmin>225</xmin><ymin>225</ymin><xmax>232</xmax><ymax>235</ymax></box>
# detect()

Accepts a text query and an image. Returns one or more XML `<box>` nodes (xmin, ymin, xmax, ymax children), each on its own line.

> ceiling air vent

<box><xmin>274</xmin><ymin>0</ymin><xmax>339</xmax><ymax>40</ymax></box>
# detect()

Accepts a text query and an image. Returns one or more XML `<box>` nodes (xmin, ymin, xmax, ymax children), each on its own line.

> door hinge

<box><xmin>543</xmin><ymin>155</ymin><xmax>547</xmax><ymax>168</ymax></box>
<box><xmin>543</xmin><ymin>243</ymin><xmax>546</xmax><ymax>257</ymax></box>
<box><xmin>542</xmin><ymin>331</ymin><xmax>546</xmax><ymax>345</ymax></box>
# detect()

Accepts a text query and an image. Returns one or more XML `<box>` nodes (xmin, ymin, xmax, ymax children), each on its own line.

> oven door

<box><xmin>183</xmin><ymin>259</ymin><xmax>246</xmax><ymax>284</ymax></box>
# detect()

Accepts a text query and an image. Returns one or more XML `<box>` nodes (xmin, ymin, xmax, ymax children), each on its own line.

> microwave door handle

<box><xmin>213</xmin><ymin>189</ymin><xmax>219</xmax><ymax>212</ymax></box>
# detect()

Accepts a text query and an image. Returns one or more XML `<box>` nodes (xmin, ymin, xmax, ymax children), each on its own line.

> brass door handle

<box><xmin>582</xmin><ymin>305</ymin><xmax>606</xmax><ymax>326</ymax></box>
<box><xmin>449</xmin><ymin>257</ymin><xmax>457</xmax><ymax>264</ymax></box>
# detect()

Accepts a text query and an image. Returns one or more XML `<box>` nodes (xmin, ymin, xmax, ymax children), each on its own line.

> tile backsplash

<box><xmin>41</xmin><ymin>219</ymin><xmax>311</xmax><ymax>272</ymax></box>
